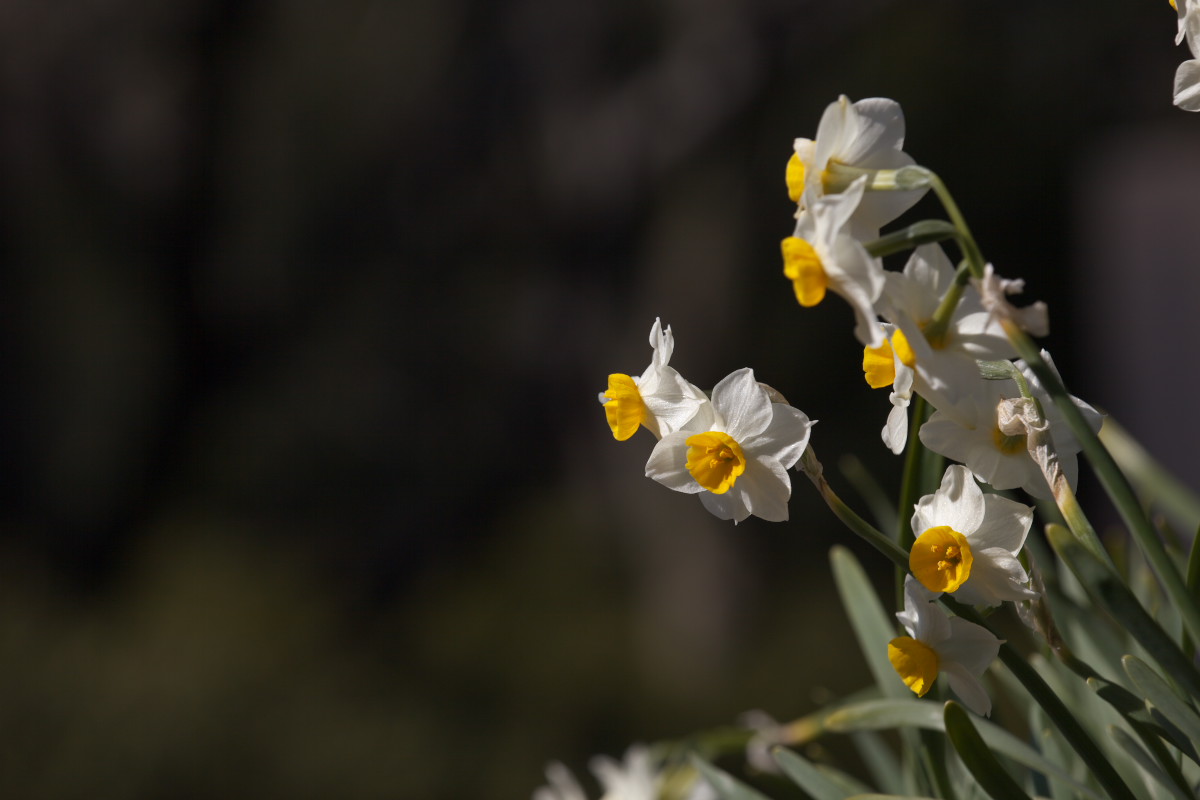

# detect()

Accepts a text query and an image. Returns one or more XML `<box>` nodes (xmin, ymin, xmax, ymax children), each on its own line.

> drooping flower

<box><xmin>972</xmin><ymin>263</ymin><xmax>1049</xmax><ymax>338</ymax></box>
<box><xmin>787</xmin><ymin>95</ymin><xmax>927</xmax><ymax>239</ymax></box>
<box><xmin>909</xmin><ymin>464</ymin><xmax>1036</xmax><ymax>606</ymax></box>
<box><xmin>533</xmin><ymin>745</ymin><xmax>715</xmax><ymax>800</ymax></box>
<box><xmin>889</xmin><ymin>576</ymin><xmax>1003</xmax><ymax>716</ymax></box>
<box><xmin>862</xmin><ymin>322</ymin><xmax>916</xmax><ymax>454</ymax></box>
<box><xmin>599</xmin><ymin>318</ymin><xmax>708</xmax><ymax>441</ymax></box>
<box><xmin>863</xmin><ymin>246</ymin><xmax>1016</xmax><ymax>452</ymax></box>
<box><xmin>645</xmin><ymin>368</ymin><xmax>812</xmax><ymax>523</ymax></box>
<box><xmin>918</xmin><ymin>352</ymin><xmax>1103</xmax><ymax>501</ymax></box>
<box><xmin>782</xmin><ymin>177</ymin><xmax>887</xmax><ymax>347</ymax></box>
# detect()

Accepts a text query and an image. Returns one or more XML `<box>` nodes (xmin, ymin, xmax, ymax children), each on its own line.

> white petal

<box><xmin>645</xmin><ymin>432</ymin><xmax>705</xmax><ymax>494</ymax></box>
<box><xmin>882</xmin><ymin>402</ymin><xmax>908</xmax><ymax>455</ymax></box>
<box><xmin>953</xmin><ymin>548</ymin><xmax>1036</xmax><ymax>607</ymax></box>
<box><xmin>897</xmin><ymin>575</ymin><xmax>948</xmax><ymax>643</ymax></box>
<box><xmin>742</xmin><ymin>404</ymin><xmax>812</xmax><ymax>470</ymax></box>
<box><xmin>640</xmin><ymin>369</ymin><xmax>708</xmax><ymax>437</ymax></box>
<box><xmin>842</xmin><ymin>97</ymin><xmax>907</xmax><ymax>165</ymax></box>
<box><xmin>711</xmin><ymin>368</ymin><xmax>773</xmax><ymax>440</ymax></box>
<box><xmin>912</xmin><ymin>465</ymin><xmax>985</xmax><ymax>537</ymax></box>
<box><xmin>536</xmin><ymin>762</ymin><xmax>587</xmax><ymax>800</ymax></box>
<box><xmin>813</xmin><ymin>95</ymin><xmax>852</xmax><ymax>179</ymax></box>
<box><xmin>941</xmin><ymin>617</ymin><xmax>1003</xmax><ymax>676</ymax></box>
<box><xmin>827</xmin><ymin>235</ymin><xmax>886</xmax><ymax>348</ymax></box>
<box><xmin>647</xmin><ymin>317</ymin><xmax>674</xmax><ymax>369</ymax></box>
<box><xmin>700</xmin><ymin>489</ymin><xmax>747</xmax><ymax>523</ymax></box>
<box><xmin>969</xmin><ymin>494</ymin><xmax>1033</xmax><ymax>554</ymax></box>
<box><xmin>739</xmin><ymin>456</ymin><xmax>792</xmax><ymax>522</ymax></box>
<box><xmin>941</xmin><ymin>662</ymin><xmax>993</xmax><ymax>717</ymax></box>
<box><xmin>812</xmin><ymin>177</ymin><xmax>868</xmax><ymax>244</ymax></box>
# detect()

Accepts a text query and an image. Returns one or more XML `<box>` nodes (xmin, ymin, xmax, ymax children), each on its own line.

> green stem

<box><xmin>800</xmin><ymin>446</ymin><xmax>909</xmax><ymax>570</ymax></box>
<box><xmin>926</xmin><ymin>171</ymin><xmax>986</xmax><ymax>278</ymax></box>
<box><xmin>1047</xmin><ymin>461</ymin><xmax>1114</xmax><ymax>569</ymax></box>
<box><xmin>863</xmin><ymin>220</ymin><xmax>963</xmax><ymax>259</ymax></box>
<box><xmin>1005</xmin><ymin>326</ymin><xmax>1200</xmax><ymax>647</ymax></box>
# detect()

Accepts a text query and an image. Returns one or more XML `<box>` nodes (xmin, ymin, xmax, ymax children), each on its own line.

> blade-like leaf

<box><xmin>1122</xmin><ymin>654</ymin><xmax>1200</xmax><ymax>756</ymax></box>
<box><xmin>771</xmin><ymin>746</ymin><xmax>858</xmax><ymax>800</ymax></box>
<box><xmin>689</xmin><ymin>755</ymin><xmax>771</xmax><ymax>800</ymax></box>
<box><xmin>943</xmin><ymin>701</ymin><xmax>1033</xmax><ymax>800</ymax></box>
<box><xmin>830</xmin><ymin>547</ymin><xmax>905</xmax><ymax>698</ymax></box>
<box><xmin>1107</xmin><ymin>725</ymin><xmax>1194</xmax><ymax>800</ymax></box>
<box><xmin>1047</xmin><ymin>524</ymin><xmax>1200</xmax><ymax>701</ymax></box>
<box><xmin>823</xmin><ymin>698</ymin><xmax>1102</xmax><ymax>800</ymax></box>
<box><xmin>851</xmin><ymin>731</ymin><xmax>904</xmax><ymax>796</ymax></box>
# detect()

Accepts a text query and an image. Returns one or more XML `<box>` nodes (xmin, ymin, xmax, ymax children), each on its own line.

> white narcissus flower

<box><xmin>533</xmin><ymin>745</ymin><xmax>716</xmax><ymax>800</ymax></box>
<box><xmin>645</xmin><ymin>368</ymin><xmax>813</xmax><ymax>523</ymax></box>
<box><xmin>599</xmin><ymin>318</ymin><xmax>708</xmax><ymax>441</ymax></box>
<box><xmin>972</xmin><ymin>264</ymin><xmax>1049</xmax><ymax>338</ymax></box>
<box><xmin>787</xmin><ymin>95</ymin><xmax>927</xmax><ymax>239</ymax></box>
<box><xmin>861</xmin><ymin>322</ymin><xmax>915</xmax><ymax>454</ymax></box>
<box><xmin>889</xmin><ymin>576</ymin><xmax>1003</xmax><ymax>716</ymax></box>
<box><xmin>909</xmin><ymin>464</ymin><xmax>1036</xmax><ymax>607</ymax></box>
<box><xmin>781</xmin><ymin>176</ymin><xmax>887</xmax><ymax>347</ymax></box>
<box><xmin>883</xmin><ymin>247</ymin><xmax>1019</xmax><ymax>417</ymax></box>
<box><xmin>863</xmin><ymin>246</ymin><xmax>1016</xmax><ymax>453</ymax></box>
<box><xmin>918</xmin><ymin>351</ymin><xmax>1103</xmax><ymax>501</ymax></box>
<box><xmin>1174</xmin><ymin>0</ymin><xmax>1200</xmax><ymax>111</ymax></box>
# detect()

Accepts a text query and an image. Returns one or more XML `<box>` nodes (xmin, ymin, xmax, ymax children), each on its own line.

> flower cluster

<box><xmin>887</xmin><ymin>464</ymin><xmax>1028</xmax><ymax>715</ymax></box>
<box><xmin>570</xmin><ymin>63</ymin><xmax>1200</xmax><ymax>798</ymax></box>
<box><xmin>600</xmin><ymin>319</ymin><xmax>813</xmax><ymax>524</ymax></box>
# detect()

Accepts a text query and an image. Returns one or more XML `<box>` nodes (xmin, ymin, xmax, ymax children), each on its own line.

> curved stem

<box><xmin>800</xmin><ymin>446</ymin><xmax>909</xmax><ymax>570</ymax></box>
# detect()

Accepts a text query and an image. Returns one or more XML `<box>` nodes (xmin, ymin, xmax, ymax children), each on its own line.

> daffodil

<box><xmin>787</xmin><ymin>95</ymin><xmax>927</xmax><ymax>239</ymax></box>
<box><xmin>645</xmin><ymin>368</ymin><xmax>813</xmax><ymax>523</ymax></box>
<box><xmin>889</xmin><ymin>575</ymin><xmax>1003</xmax><ymax>716</ymax></box>
<box><xmin>534</xmin><ymin>745</ymin><xmax>715</xmax><ymax>800</ymax></box>
<box><xmin>918</xmin><ymin>353</ymin><xmax>1103</xmax><ymax>501</ymax></box>
<box><xmin>599</xmin><ymin>318</ymin><xmax>708</xmax><ymax>441</ymax></box>
<box><xmin>862</xmin><ymin>322</ymin><xmax>916</xmax><ymax>454</ymax></box>
<box><xmin>909</xmin><ymin>464</ymin><xmax>1036</xmax><ymax>606</ymax></box>
<box><xmin>863</xmin><ymin>246</ymin><xmax>1016</xmax><ymax>452</ymax></box>
<box><xmin>972</xmin><ymin>264</ymin><xmax>1049</xmax><ymax>338</ymax></box>
<box><xmin>782</xmin><ymin>177</ymin><xmax>887</xmax><ymax>347</ymax></box>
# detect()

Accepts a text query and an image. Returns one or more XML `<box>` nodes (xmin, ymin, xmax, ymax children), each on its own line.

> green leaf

<box><xmin>1107</xmin><ymin>725</ymin><xmax>1194</xmax><ymax>800</ymax></box>
<box><xmin>1046</xmin><ymin>524</ymin><xmax>1200</xmax><ymax>701</ymax></box>
<box><xmin>1122</xmin><ymin>654</ymin><xmax>1200</xmax><ymax>755</ymax></box>
<box><xmin>943</xmin><ymin>701</ymin><xmax>1033</xmax><ymax>800</ymax></box>
<box><xmin>688</xmin><ymin>755</ymin><xmax>771</xmax><ymax>800</ymax></box>
<box><xmin>1028</xmin><ymin>706</ymin><xmax>1077</xmax><ymax>800</ymax></box>
<box><xmin>846</xmin><ymin>796</ymin><xmax>939</xmax><ymax>800</ymax></box>
<box><xmin>829</xmin><ymin>547</ymin><xmax>906</xmax><ymax>699</ymax></box>
<box><xmin>822</xmin><ymin>698</ymin><xmax>1103</xmax><ymax>800</ymax></box>
<box><xmin>851</xmin><ymin>731</ymin><xmax>904</xmax><ymax>796</ymax></box>
<box><xmin>771</xmin><ymin>746</ymin><xmax>861</xmax><ymax>800</ymax></box>
<box><xmin>1086</xmin><ymin>676</ymin><xmax>1200</xmax><ymax>766</ymax></box>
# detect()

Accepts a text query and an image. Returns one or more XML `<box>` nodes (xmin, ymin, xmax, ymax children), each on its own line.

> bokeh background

<box><xmin>1</xmin><ymin>1</ymin><xmax>1198</xmax><ymax>797</ymax></box>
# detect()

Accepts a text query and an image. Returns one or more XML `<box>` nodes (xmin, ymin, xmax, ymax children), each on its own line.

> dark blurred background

<box><xmin>0</xmin><ymin>1</ymin><xmax>1197</xmax><ymax>797</ymax></box>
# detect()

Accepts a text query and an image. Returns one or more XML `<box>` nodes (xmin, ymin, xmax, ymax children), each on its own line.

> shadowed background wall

<box><xmin>0</xmin><ymin>1</ymin><xmax>1194</xmax><ymax>797</ymax></box>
